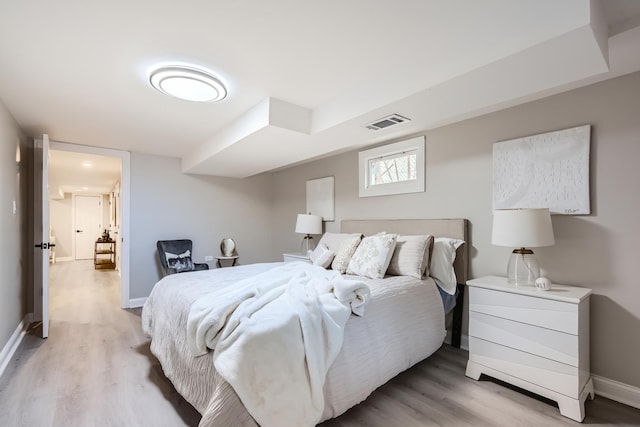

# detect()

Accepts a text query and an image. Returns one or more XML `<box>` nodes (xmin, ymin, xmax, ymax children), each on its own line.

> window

<box><xmin>358</xmin><ymin>136</ymin><xmax>425</xmax><ymax>197</ymax></box>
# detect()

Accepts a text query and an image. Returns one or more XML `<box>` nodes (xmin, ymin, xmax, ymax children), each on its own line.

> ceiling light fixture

<box><xmin>149</xmin><ymin>65</ymin><xmax>227</xmax><ymax>103</ymax></box>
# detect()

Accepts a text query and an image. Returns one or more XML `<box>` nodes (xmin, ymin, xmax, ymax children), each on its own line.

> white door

<box><xmin>74</xmin><ymin>195</ymin><xmax>102</xmax><ymax>259</ymax></box>
<box><xmin>33</xmin><ymin>134</ymin><xmax>51</xmax><ymax>338</ymax></box>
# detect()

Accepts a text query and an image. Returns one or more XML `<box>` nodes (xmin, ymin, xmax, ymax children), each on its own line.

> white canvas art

<box><xmin>306</xmin><ymin>176</ymin><xmax>334</xmax><ymax>221</ymax></box>
<box><xmin>493</xmin><ymin>125</ymin><xmax>591</xmax><ymax>215</ymax></box>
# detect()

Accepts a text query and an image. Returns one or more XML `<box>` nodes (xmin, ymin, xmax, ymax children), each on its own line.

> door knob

<box><xmin>76</xmin><ymin>229</ymin><xmax>83</xmax><ymax>233</ymax></box>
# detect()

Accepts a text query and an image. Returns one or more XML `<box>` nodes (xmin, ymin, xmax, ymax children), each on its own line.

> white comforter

<box><xmin>186</xmin><ymin>263</ymin><xmax>370</xmax><ymax>427</ymax></box>
<box><xmin>142</xmin><ymin>262</ymin><xmax>445</xmax><ymax>427</ymax></box>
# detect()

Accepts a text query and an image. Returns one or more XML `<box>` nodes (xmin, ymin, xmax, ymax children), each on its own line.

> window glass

<box><xmin>358</xmin><ymin>136</ymin><xmax>425</xmax><ymax>197</ymax></box>
<box><xmin>368</xmin><ymin>150</ymin><xmax>417</xmax><ymax>185</ymax></box>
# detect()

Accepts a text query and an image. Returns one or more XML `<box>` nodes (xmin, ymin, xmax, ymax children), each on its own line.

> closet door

<box><xmin>74</xmin><ymin>195</ymin><xmax>102</xmax><ymax>259</ymax></box>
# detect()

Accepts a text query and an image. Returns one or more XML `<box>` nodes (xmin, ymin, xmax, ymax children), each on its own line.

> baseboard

<box><xmin>0</xmin><ymin>314</ymin><xmax>31</xmax><ymax>379</ymax></box>
<box><xmin>128</xmin><ymin>297</ymin><xmax>147</xmax><ymax>308</ymax></box>
<box><xmin>592</xmin><ymin>375</ymin><xmax>640</xmax><ymax>410</ymax></box>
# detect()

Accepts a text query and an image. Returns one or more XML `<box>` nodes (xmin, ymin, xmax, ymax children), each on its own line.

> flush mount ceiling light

<box><xmin>149</xmin><ymin>65</ymin><xmax>227</xmax><ymax>103</ymax></box>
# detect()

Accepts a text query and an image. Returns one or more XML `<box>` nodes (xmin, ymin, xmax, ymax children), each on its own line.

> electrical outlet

<box><xmin>204</xmin><ymin>255</ymin><xmax>214</xmax><ymax>261</ymax></box>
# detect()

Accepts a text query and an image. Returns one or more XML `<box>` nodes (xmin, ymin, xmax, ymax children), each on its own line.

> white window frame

<box><xmin>358</xmin><ymin>136</ymin><xmax>425</xmax><ymax>197</ymax></box>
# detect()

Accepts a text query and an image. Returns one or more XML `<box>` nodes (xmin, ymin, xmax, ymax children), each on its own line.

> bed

<box><xmin>142</xmin><ymin>218</ymin><xmax>469</xmax><ymax>427</ymax></box>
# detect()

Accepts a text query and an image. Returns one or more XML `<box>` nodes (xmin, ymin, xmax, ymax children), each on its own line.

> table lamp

<box><xmin>295</xmin><ymin>213</ymin><xmax>322</xmax><ymax>254</ymax></box>
<box><xmin>492</xmin><ymin>208</ymin><xmax>555</xmax><ymax>285</ymax></box>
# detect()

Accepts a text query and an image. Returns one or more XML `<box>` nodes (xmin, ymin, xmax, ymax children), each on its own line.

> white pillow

<box><xmin>386</xmin><ymin>234</ymin><xmax>434</xmax><ymax>279</ymax></box>
<box><xmin>309</xmin><ymin>243</ymin><xmax>335</xmax><ymax>268</ymax></box>
<box><xmin>331</xmin><ymin>234</ymin><xmax>362</xmax><ymax>273</ymax></box>
<box><xmin>430</xmin><ymin>237</ymin><xmax>464</xmax><ymax>295</ymax></box>
<box><xmin>317</xmin><ymin>232</ymin><xmax>362</xmax><ymax>253</ymax></box>
<box><xmin>347</xmin><ymin>234</ymin><xmax>398</xmax><ymax>279</ymax></box>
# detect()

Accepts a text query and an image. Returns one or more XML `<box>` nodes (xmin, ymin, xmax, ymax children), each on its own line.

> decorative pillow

<box><xmin>430</xmin><ymin>237</ymin><xmax>464</xmax><ymax>295</ymax></box>
<box><xmin>165</xmin><ymin>249</ymin><xmax>194</xmax><ymax>273</ymax></box>
<box><xmin>331</xmin><ymin>234</ymin><xmax>362</xmax><ymax>273</ymax></box>
<box><xmin>346</xmin><ymin>233</ymin><xmax>398</xmax><ymax>279</ymax></box>
<box><xmin>317</xmin><ymin>232</ymin><xmax>362</xmax><ymax>253</ymax></box>
<box><xmin>309</xmin><ymin>243</ymin><xmax>335</xmax><ymax>268</ymax></box>
<box><xmin>386</xmin><ymin>234</ymin><xmax>434</xmax><ymax>279</ymax></box>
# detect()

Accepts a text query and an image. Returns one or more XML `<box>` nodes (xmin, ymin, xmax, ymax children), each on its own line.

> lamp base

<box><xmin>507</xmin><ymin>248</ymin><xmax>540</xmax><ymax>286</ymax></box>
<box><xmin>300</xmin><ymin>235</ymin><xmax>315</xmax><ymax>254</ymax></box>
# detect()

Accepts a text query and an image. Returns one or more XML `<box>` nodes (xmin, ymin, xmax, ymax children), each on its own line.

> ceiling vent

<box><xmin>365</xmin><ymin>114</ymin><xmax>411</xmax><ymax>131</ymax></box>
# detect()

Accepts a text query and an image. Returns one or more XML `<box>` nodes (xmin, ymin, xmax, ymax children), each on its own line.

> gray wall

<box><xmin>128</xmin><ymin>153</ymin><xmax>275</xmax><ymax>299</ymax></box>
<box><xmin>272</xmin><ymin>71</ymin><xmax>640</xmax><ymax>388</ymax></box>
<box><xmin>0</xmin><ymin>100</ymin><xmax>28</xmax><ymax>349</ymax></box>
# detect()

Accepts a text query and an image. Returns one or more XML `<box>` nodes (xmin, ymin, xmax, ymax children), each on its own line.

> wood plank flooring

<box><xmin>1</xmin><ymin>260</ymin><xmax>638</xmax><ymax>426</ymax></box>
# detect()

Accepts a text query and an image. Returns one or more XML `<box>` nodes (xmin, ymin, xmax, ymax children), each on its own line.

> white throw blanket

<box><xmin>186</xmin><ymin>262</ymin><xmax>370</xmax><ymax>427</ymax></box>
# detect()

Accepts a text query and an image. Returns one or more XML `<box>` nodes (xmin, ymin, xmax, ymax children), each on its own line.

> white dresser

<box><xmin>282</xmin><ymin>252</ymin><xmax>312</xmax><ymax>263</ymax></box>
<box><xmin>465</xmin><ymin>276</ymin><xmax>593</xmax><ymax>422</ymax></box>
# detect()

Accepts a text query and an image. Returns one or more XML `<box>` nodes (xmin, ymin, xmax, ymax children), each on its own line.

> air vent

<box><xmin>365</xmin><ymin>114</ymin><xmax>411</xmax><ymax>131</ymax></box>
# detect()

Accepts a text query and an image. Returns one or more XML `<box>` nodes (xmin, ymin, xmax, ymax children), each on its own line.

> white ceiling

<box><xmin>48</xmin><ymin>150</ymin><xmax>121</xmax><ymax>199</ymax></box>
<box><xmin>3</xmin><ymin>1</ymin><xmax>640</xmax><ymax>186</ymax></box>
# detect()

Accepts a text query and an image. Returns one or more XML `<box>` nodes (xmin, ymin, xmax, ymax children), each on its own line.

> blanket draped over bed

<box><xmin>142</xmin><ymin>262</ymin><xmax>445</xmax><ymax>427</ymax></box>
<box><xmin>186</xmin><ymin>263</ymin><xmax>370</xmax><ymax>427</ymax></box>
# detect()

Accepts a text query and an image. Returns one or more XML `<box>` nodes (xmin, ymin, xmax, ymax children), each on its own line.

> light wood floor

<box><xmin>1</xmin><ymin>260</ymin><xmax>638</xmax><ymax>426</ymax></box>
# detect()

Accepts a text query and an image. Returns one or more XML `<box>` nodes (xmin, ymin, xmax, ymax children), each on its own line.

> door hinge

<box><xmin>40</xmin><ymin>287</ymin><xmax>43</xmax><ymax>296</ymax></box>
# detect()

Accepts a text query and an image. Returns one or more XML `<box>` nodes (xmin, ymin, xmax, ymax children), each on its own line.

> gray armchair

<box><xmin>157</xmin><ymin>239</ymin><xmax>209</xmax><ymax>277</ymax></box>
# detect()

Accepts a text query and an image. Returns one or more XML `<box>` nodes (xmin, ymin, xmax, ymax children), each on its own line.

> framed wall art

<box><xmin>493</xmin><ymin>125</ymin><xmax>591</xmax><ymax>215</ymax></box>
<box><xmin>306</xmin><ymin>176</ymin><xmax>334</xmax><ymax>221</ymax></box>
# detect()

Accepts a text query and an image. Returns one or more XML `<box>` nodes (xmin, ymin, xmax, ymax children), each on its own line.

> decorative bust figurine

<box><xmin>220</xmin><ymin>237</ymin><xmax>236</xmax><ymax>257</ymax></box>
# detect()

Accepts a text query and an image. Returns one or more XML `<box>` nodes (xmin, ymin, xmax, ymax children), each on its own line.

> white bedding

<box><xmin>142</xmin><ymin>262</ymin><xmax>445</xmax><ymax>426</ymax></box>
<box><xmin>188</xmin><ymin>263</ymin><xmax>370</xmax><ymax>426</ymax></box>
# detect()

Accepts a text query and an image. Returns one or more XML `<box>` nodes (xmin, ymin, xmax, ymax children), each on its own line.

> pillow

<box><xmin>386</xmin><ymin>234</ymin><xmax>434</xmax><ymax>279</ymax></box>
<box><xmin>430</xmin><ymin>237</ymin><xmax>464</xmax><ymax>295</ymax></box>
<box><xmin>165</xmin><ymin>249</ymin><xmax>194</xmax><ymax>273</ymax></box>
<box><xmin>317</xmin><ymin>232</ymin><xmax>362</xmax><ymax>253</ymax></box>
<box><xmin>309</xmin><ymin>243</ymin><xmax>335</xmax><ymax>268</ymax></box>
<box><xmin>331</xmin><ymin>234</ymin><xmax>362</xmax><ymax>273</ymax></box>
<box><xmin>346</xmin><ymin>233</ymin><xmax>398</xmax><ymax>279</ymax></box>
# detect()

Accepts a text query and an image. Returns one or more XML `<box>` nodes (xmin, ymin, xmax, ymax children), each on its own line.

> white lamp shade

<box><xmin>492</xmin><ymin>208</ymin><xmax>555</xmax><ymax>248</ymax></box>
<box><xmin>295</xmin><ymin>214</ymin><xmax>322</xmax><ymax>235</ymax></box>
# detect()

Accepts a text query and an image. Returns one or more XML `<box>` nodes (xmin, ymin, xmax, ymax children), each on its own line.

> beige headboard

<box><xmin>340</xmin><ymin>219</ymin><xmax>469</xmax><ymax>285</ymax></box>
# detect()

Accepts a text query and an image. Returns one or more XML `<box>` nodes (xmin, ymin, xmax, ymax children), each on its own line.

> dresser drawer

<box><xmin>469</xmin><ymin>287</ymin><xmax>578</xmax><ymax>335</ymax></box>
<box><xmin>469</xmin><ymin>337</ymin><xmax>584</xmax><ymax>398</ymax></box>
<box><xmin>469</xmin><ymin>311</ymin><xmax>578</xmax><ymax>366</ymax></box>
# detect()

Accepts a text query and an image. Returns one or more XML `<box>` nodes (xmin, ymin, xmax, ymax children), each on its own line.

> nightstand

<box><xmin>282</xmin><ymin>252</ymin><xmax>312</xmax><ymax>264</ymax></box>
<box><xmin>465</xmin><ymin>275</ymin><xmax>593</xmax><ymax>422</ymax></box>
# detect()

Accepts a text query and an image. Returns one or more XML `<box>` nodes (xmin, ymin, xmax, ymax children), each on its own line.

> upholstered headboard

<box><xmin>341</xmin><ymin>218</ymin><xmax>469</xmax><ymax>348</ymax></box>
<box><xmin>340</xmin><ymin>218</ymin><xmax>469</xmax><ymax>285</ymax></box>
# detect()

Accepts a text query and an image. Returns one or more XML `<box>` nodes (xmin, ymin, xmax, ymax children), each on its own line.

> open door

<box><xmin>33</xmin><ymin>134</ymin><xmax>52</xmax><ymax>338</ymax></box>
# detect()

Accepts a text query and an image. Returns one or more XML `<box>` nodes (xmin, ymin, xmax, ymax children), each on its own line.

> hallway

<box><xmin>0</xmin><ymin>260</ymin><xmax>200</xmax><ymax>427</ymax></box>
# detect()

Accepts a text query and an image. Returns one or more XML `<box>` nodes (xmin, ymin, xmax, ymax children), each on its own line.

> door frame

<box><xmin>49</xmin><ymin>140</ymin><xmax>131</xmax><ymax>309</ymax></box>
